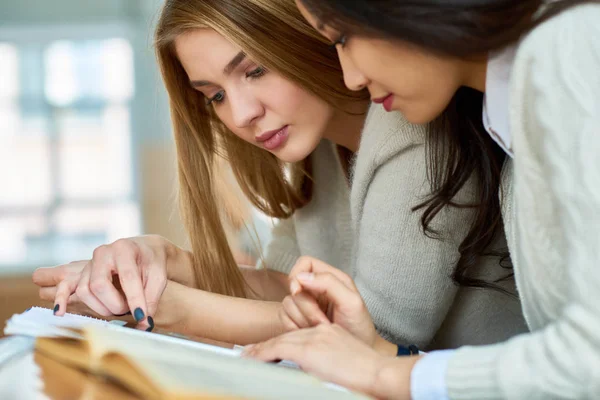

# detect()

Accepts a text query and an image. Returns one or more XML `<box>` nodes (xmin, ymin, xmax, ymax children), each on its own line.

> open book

<box><xmin>6</xmin><ymin>308</ymin><xmax>367</xmax><ymax>399</ymax></box>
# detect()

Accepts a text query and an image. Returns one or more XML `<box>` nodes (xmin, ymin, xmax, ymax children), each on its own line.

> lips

<box><xmin>372</xmin><ymin>94</ymin><xmax>394</xmax><ymax>112</ymax></box>
<box><xmin>256</xmin><ymin>125</ymin><xmax>289</xmax><ymax>151</ymax></box>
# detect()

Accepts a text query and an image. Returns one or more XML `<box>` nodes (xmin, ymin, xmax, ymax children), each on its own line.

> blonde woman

<box><xmin>33</xmin><ymin>0</ymin><xmax>526</xmax><ymax>349</ymax></box>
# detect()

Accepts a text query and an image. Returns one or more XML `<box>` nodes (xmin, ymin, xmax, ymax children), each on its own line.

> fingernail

<box><xmin>297</xmin><ymin>273</ymin><xmax>314</xmax><ymax>282</ymax></box>
<box><xmin>134</xmin><ymin>307</ymin><xmax>145</xmax><ymax>322</ymax></box>
<box><xmin>145</xmin><ymin>316</ymin><xmax>154</xmax><ymax>332</ymax></box>
<box><xmin>290</xmin><ymin>280</ymin><xmax>301</xmax><ymax>295</ymax></box>
<box><xmin>53</xmin><ymin>304</ymin><xmax>59</xmax><ymax>315</ymax></box>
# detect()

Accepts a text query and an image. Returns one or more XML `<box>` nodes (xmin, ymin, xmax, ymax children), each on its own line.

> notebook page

<box><xmin>5</xmin><ymin>307</ymin><xmax>240</xmax><ymax>358</ymax></box>
<box><xmin>85</xmin><ymin>325</ymin><xmax>366</xmax><ymax>400</ymax></box>
<box><xmin>4</xmin><ymin>307</ymin><xmax>109</xmax><ymax>339</ymax></box>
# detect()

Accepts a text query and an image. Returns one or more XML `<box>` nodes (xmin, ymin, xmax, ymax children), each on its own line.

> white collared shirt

<box><xmin>410</xmin><ymin>46</ymin><xmax>518</xmax><ymax>400</ymax></box>
<box><xmin>482</xmin><ymin>46</ymin><xmax>517</xmax><ymax>158</ymax></box>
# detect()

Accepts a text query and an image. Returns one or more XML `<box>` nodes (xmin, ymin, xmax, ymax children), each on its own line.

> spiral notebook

<box><xmin>4</xmin><ymin>308</ymin><xmax>366</xmax><ymax>400</ymax></box>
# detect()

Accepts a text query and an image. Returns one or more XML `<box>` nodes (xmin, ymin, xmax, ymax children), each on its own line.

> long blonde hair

<box><xmin>155</xmin><ymin>0</ymin><xmax>368</xmax><ymax>297</ymax></box>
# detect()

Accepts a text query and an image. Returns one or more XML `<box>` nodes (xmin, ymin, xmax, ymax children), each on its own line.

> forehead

<box><xmin>174</xmin><ymin>28</ymin><xmax>242</xmax><ymax>79</ymax></box>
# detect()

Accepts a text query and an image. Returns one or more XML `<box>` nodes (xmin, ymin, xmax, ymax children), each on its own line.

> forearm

<box><xmin>240</xmin><ymin>266</ymin><xmax>289</xmax><ymax>301</ymax></box>
<box><xmin>166</xmin><ymin>242</ymin><xmax>289</xmax><ymax>301</ymax></box>
<box><xmin>155</xmin><ymin>280</ymin><xmax>286</xmax><ymax>345</ymax></box>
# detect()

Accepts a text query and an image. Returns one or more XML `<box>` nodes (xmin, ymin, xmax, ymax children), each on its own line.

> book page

<box><xmin>5</xmin><ymin>307</ymin><xmax>241</xmax><ymax>359</ymax></box>
<box><xmin>4</xmin><ymin>307</ymin><xmax>109</xmax><ymax>339</ymax></box>
<box><xmin>85</xmin><ymin>325</ymin><xmax>367</xmax><ymax>400</ymax></box>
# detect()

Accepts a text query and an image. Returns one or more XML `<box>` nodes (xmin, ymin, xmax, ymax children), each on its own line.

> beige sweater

<box><xmin>447</xmin><ymin>4</ymin><xmax>600</xmax><ymax>398</ymax></box>
<box><xmin>260</xmin><ymin>104</ymin><xmax>527</xmax><ymax>350</ymax></box>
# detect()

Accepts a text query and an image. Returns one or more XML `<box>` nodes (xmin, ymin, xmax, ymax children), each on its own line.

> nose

<box><xmin>337</xmin><ymin>49</ymin><xmax>368</xmax><ymax>91</ymax></box>
<box><xmin>230</xmin><ymin>86</ymin><xmax>264</xmax><ymax>129</ymax></box>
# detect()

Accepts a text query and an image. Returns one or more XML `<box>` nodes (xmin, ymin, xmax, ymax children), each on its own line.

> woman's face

<box><xmin>295</xmin><ymin>1</ymin><xmax>471</xmax><ymax>125</ymax></box>
<box><xmin>175</xmin><ymin>28</ymin><xmax>334</xmax><ymax>163</ymax></box>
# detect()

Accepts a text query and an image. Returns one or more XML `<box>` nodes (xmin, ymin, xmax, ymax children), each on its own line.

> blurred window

<box><xmin>0</xmin><ymin>39</ymin><xmax>140</xmax><ymax>271</ymax></box>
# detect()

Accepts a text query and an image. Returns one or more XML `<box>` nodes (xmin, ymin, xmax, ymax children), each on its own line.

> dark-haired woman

<box><xmin>246</xmin><ymin>1</ymin><xmax>600</xmax><ymax>398</ymax></box>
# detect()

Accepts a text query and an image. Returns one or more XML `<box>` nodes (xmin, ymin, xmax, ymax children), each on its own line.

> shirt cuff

<box><xmin>410</xmin><ymin>350</ymin><xmax>455</xmax><ymax>400</ymax></box>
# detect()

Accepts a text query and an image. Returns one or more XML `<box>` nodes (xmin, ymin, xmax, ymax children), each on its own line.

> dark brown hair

<box><xmin>298</xmin><ymin>0</ymin><xmax>599</xmax><ymax>291</ymax></box>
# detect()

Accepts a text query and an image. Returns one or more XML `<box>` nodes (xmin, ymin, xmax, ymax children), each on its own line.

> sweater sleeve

<box><xmin>353</xmin><ymin>132</ymin><xmax>467</xmax><ymax>349</ymax></box>
<box><xmin>447</xmin><ymin>6</ymin><xmax>600</xmax><ymax>399</ymax></box>
<box><xmin>256</xmin><ymin>217</ymin><xmax>301</xmax><ymax>275</ymax></box>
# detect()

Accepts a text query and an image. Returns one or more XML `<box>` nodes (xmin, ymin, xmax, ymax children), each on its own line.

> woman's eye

<box><xmin>206</xmin><ymin>91</ymin><xmax>225</xmax><ymax>105</ymax></box>
<box><xmin>329</xmin><ymin>34</ymin><xmax>347</xmax><ymax>51</ymax></box>
<box><xmin>246</xmin><ymin>66</ymin><xmax>267</xmax><ymax>79</ymax></box>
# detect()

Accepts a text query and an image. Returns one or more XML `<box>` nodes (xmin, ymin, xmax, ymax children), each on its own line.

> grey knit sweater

<box><xmin>260</xmin><ymin>104</ymin><xmax>527</xmax><ymax>350</ymax></box>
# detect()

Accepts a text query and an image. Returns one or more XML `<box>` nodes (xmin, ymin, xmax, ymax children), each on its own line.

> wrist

<box><xmin>372</xmin><ymin>355</ymin><xmax>423</xmax><ymax>400</ymax></box>
<box><xmin>154</xmin><ymin>281</ymin><xmax>189</xmax><ymax>329</ymax></box>
<box><xmin>373</xmin><ymin>334</ymin><xmax>398</xmax><ymax>357</ymax></box>
<box><xmin>166</xmin><ymin>245</ymin><xmax>196</xmax><ymax>288</ymax></box>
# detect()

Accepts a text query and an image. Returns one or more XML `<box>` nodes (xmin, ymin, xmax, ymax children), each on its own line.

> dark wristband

<box><xmin>397</xmin><ymin>344</ymin><xmax>419</xmax><ymax>356</ymax></box>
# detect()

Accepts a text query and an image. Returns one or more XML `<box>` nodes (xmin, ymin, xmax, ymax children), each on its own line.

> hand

<box><xmin>243</xmin><ymin>324</ymin><xmax>419</xmax><ymax>399</ymax></box>
<box><xmin>278</xmin><ymin>257</ymin><xmax>379</xmax><ymax>348</ymax></box>
<box><xmin>35</xmin><ymin>261</ymin><xmax>102</xmax><ymax>317</ymax></box>
<box><xmin>32</xmin><ymin>235</ymin><xmax>192</xmax><ymax>329</ymax></box>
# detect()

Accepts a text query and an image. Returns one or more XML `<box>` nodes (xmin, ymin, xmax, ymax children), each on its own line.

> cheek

<box><xmin>368</xmin><ymin>55</ymin><xmax>461</xmax><ymax>124</ymax></box>
<box><xmin>262</xmin><ymin>79</ymin><xmax>307</xmax><ymax>115</ymax></box>
<box><xmin>398</xmin><ymin>81</ymin><xmax>459</xmax><ymax>125</ymax></box>
<box><xmin>262</xmin><ymin>79</ymin><xmax>332</xmax><ymax>127</ymax></box>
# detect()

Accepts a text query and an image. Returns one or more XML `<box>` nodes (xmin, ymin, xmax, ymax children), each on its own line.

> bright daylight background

<box><xmin>0</xmin><ymin>0</ymin><xmax>271</xmax><ymax>329</ymax></box>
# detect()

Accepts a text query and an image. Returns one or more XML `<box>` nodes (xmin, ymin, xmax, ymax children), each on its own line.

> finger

<box><xmin>112</xmin><ymin>241</ymin><xmax>148</xmax><ymax>325</ymax></box>
<box><xmin>75</xmin><ymin>264</ymin><xmax>113</xmax><ymax>317</ymax></box>
<box><xmin>291</xmin><ymin>292</ymin><xmax>330</xmax><ymax>326</ymax></box>
<box><xmin>279</xmin><ymin>311</ymin><xmax>301</xmax><ymax>332</ymax></box>
<box><xmin>52</xmin><ymin>278</ymin><xmax>79</xmax><ymax>316</ymax></box>
<box><xmin>40</xmin><ymin>286</ymin><xmax>80</xmax><ymax>303</ymax></box>
<box><xmin>245</xmin><ymin>329</ymin><xmax>315</xmax><ymax>363</ymax></box>
<box><xmin>143</xmin><ymin>274</ymin><xmax>167</xmax><ymax>318</ymax></box>
<box><xmin>39</xmin><ymin>286</ymin><xmax>57</xmax><ymax>302</ymax></box>
<box><xmin>39</xmin><ymin>286</ymin><xmax>56</xmax><ymax>302</ymax></box>
<box><xmin>294</xmin><ymin>272</ymin><xmax>363</xmax><ymax>312</ymax></box>
<box><xmin>134</xmin><ymin>315</ymin><xmax>155</xmax><ymax>332</ymax></box>
<box><xmin>32</xmin><ymin>265</ymin><xmax>68</xmax><ymax>287</ymax></box>
<box><xmin>32</xmin><ymin>261</ymin><xmax>89</xmax><ymax>287</ymax></box>
<box><xmin>141</xmin><ymin>256</ymin><xmax>168</xmax><ymax>318</ymax></box>
<box><xmin>289</xmin><ymin>257</ymin><xmax>357</xmax><ymax>291</ymax></box>
<box><xmin>89</xmin><ymin>254</ymin><xmax>129</xmax><ymax>316</ymax></box>
<box><xmin>282</xmin><ymin>296</ymin><xmax>311</xmax><ymax>329</ymax></box>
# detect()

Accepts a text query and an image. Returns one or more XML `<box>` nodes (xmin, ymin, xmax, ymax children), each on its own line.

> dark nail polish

<box><xmin>53</xmin><ymin>304</ymin><xmax>59</xmax><ymax>315</ymax></box>
<box><xmin>115</xmin><ymin>311</ymin><xmax>132</xmax><ymax>317</ymax></box>
<box><xmin>134</xmin><ymin>307</ymin><xmax>145</xmax><ymax>322</ymax></box>
<box><xmin>145</xmin><ymin>316</ymin><xmax>154</xmax><ymax>332</ymax></box>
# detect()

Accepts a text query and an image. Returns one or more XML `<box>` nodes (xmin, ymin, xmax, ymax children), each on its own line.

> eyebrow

<box><xmin>190</xmin><ymin>51</ymin><xmax>247</xmax><ymax>88</ymax></box>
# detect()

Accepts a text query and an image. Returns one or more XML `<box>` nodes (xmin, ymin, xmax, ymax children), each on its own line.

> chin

<box><xmin>272</xmin><ymin>142</ymin><xmax>317</xmax><ymax>163</ymax></box>
<box><xmin>403</xmin><ymin>111</ymin><xmax>438</xmax><ymax>126</ymax></box>
<box><xmin>274</xmin><ymin>150</ymin><xmax>309</xmax><ymax>164</ymax></box>
<box><xmin>393</xmin><ymin>107</ymin><xmax>428</xmax><ymax>125</ymax></box>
